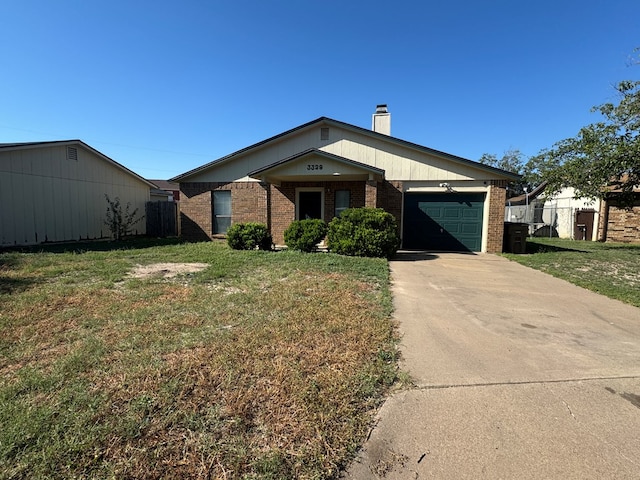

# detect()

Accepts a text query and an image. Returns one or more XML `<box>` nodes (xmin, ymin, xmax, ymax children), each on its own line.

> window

<box><xmin>213</xmin><ymin>190</ymin><xmax>231</xmax><ymax>234</ymax></box>
<box><xmin>320</xmin><ymin>127</ymin><xmax>329</xmax><ymax>141</ymax></box>
<box><xmin>335</xmin><ymin>190</ymin><xmax>350</xmax><ymax>217</ymax></box>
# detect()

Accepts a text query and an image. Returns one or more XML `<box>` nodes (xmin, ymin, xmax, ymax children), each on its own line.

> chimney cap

<box><xmin>375</xmin><ymin>104</ymin><xmax>388</xmax><ymax>114</ymax></box>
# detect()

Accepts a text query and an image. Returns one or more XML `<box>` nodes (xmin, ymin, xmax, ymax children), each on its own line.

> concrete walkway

<box><xmin>344</xmin><ymin>253</ymin><xmax>640</xmax><ymax>479</ymax></box>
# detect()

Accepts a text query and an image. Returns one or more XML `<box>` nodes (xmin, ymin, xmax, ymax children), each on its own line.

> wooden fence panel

<box><xmin>146</xmin><ymin>201</ymin><xmax>178</xmax><ymax>237</ymax></box>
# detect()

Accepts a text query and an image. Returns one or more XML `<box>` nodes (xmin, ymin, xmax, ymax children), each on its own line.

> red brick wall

<box><xmin>180</xmin><ymin>182</ymin><xmax>267</xmax><ymax>241</ymax></box>
<box><xmin>270</xmin><ymin>181</ymin><xmax>367</xmax><ymax>244</ymax></box>
<box><xmin>487</xmin><ymin>181</ymin><xmax>508</xmax><ymax>253</ymax></box>
<box><xmin>179</xmin><ymin>179</ymin><xmax>508</xmax><ymax>252</ymax></box>
<box><xmin>378</xmin><ymin>181</ymin><xmax>403</xmax><ymax>227</ymax></box>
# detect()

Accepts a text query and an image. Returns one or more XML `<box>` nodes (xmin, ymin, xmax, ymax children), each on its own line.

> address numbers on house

<box><xmin>306</xmin><ymin>164</ymin><xmax>323</xmax><ymax>171</ymax></box>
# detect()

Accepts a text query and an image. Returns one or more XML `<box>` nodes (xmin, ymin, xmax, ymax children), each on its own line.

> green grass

<box><xmin>0</xmin><ymin>240</ymin><xmax>398</xmax><ymax>479</ymax></box>
<box><xmin>502</xmin><ymin>238</ymin><xmax>640</xmax><ymax>307</ymax></box>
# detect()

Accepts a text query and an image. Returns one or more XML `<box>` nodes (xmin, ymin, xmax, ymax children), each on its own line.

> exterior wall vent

<box><xmin>320</xmin><ymin>127</ymin><xmax>330</xmax><ymax>141</ymax></box>
<box><xmin>67</xmin><ymin>146</ymin><xmax>78</xmax><ymax>161</ymax></box>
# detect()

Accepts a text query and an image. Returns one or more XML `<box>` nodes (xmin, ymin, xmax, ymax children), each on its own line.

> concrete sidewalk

<box><xmin>344</xmin><ymin>253</ymin><xmax>640</xmax><ymax>479</ymax></box>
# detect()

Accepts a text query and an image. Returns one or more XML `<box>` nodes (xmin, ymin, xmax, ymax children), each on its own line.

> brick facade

<box><xmin>180</xmin><ymin>182</ymin><xmax>267</xmax><ymax>241</ymax></box>
<box><xmin>180</xmin><ymin>179</ymin><xmax>508</xmax><ymax>252</ymax></box>
<box><xmin>270</xmin><ymin>181</ymin><xmax>367</xmax><ymax>244</ymax></box>
<box><xmin>598</xmin><ymin>197</ymin><xmax>640</xmax><ymax>243</ymax></box>
<box><xmin>486</xmin><ymin>181</ymin><xmax>508</xmax><ymax>253</ymax></box>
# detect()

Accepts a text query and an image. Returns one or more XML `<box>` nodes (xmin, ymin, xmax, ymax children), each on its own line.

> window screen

<box><xmin>213</xmin><ymin>190</ymin><xmax>231</xmax><ymax>234</ymax></box>
<box><xmin>335</xmin><ymin>190</ymin><xmax>350</xmax><ymax>217</ymax></box>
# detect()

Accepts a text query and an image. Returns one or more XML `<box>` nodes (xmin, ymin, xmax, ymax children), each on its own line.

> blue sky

<box><xmin>1</xmin><ymin>0</ymin><xmax>638</xmax><ymax>180</ymax></box>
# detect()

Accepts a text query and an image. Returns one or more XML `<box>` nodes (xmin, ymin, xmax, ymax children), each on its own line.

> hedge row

<box><xmin>227</xmin><ymin>208</ymin><xmax>400</xmax><ymax>258</ymax></box>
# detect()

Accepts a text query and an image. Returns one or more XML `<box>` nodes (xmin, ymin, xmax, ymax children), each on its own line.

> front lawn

<box><xmin>0</xmin><ymin>240</ymin><xmax>398</xmax><ymax>479</ymax></box>
<box><xmin>503</xmin><ymin>238</ymin><xmax>640</xmax><ymax>308</ymax></box>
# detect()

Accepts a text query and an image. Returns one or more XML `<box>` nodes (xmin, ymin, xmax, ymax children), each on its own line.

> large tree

<box><xmin>527</xmin><ymin>79</ymin><xmax>640</xmax><ymax>207</ymax></box>
<box><xmin>479</xmin><ymin>149</ymin><xmax>531</xmax><ymax>197</ymax></box>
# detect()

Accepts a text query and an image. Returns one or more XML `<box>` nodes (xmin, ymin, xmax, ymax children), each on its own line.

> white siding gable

<box><xmin>179</xmin><ymin>120</ymin><xmax>512</xmax><ymax>183</ymax></box>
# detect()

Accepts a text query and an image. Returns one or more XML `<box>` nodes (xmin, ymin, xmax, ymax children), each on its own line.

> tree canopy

<box><xmin>479</xmin><ymin>149</ymin><xmax>531</xmax><ymax>197</ymax></box>
<box><xmin>527</xmin><ymin>79</ymin><xmax>640</xmax><ymax>206</ymax></box>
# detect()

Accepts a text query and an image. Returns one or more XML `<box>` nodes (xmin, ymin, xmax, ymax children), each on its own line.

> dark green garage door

<box><xmin>403</xmin><ymin>193</ymin><xmax>485</xmax><ymax>251</ymax></box>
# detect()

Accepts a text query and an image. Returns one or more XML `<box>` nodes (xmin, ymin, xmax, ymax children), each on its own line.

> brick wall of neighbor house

<box><xmin>180</xmin><ymin>182</ymin><xmax>267</xmax><ymax>241</ymax></box>
<box><xmin>599</xmin><ymin>198</ymin><xmax>640</xmax><ymax>243</ymax></box>
<box><xmin>487</xmin><ymin>181</ymin><xmax>508</xmax><ymax>253</ymax></box>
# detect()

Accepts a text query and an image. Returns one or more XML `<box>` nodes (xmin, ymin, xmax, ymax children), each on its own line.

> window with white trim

<box><xmin>213</xmin><ymin>190</ymin><xmax>231</xmax><ymax>234</ymax></box>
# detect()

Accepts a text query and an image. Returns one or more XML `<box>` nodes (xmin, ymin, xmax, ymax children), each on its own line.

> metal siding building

<box><xmin>0</xmin><ymin>140</ymin><xmax>153</xmax><ymax>246</ymax></box>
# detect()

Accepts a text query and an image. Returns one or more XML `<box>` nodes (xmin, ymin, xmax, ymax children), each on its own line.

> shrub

<box><xmin>327</xmin><ymin>208</ymin><xmax>400</xmax><ymax>258</ymax></box>
<box><xmin>284</xmin><ymin>219</ymin><xmax>328</xmax><ymax>252</ymax></box>
<box><xmin>104</xmin><ymin>194</ymin><xmax>144</xmax><ymax>240</ymax></box>
<box><xmin>227</xmin><ymin>222</ymin><xmax>273</xmax><ymax>250</ymax></box>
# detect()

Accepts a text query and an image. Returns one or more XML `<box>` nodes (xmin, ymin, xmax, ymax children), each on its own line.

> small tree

<box><xmin>104</xmin><ymin>194</ymin><xmax>144</xmax><ymax>240</ymax></box>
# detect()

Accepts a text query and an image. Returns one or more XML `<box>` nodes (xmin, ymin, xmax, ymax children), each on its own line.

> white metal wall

<box><xmin>0</xmin><ymin>144</ymin><xmax>150</xmax><ymax>246</ymax></box>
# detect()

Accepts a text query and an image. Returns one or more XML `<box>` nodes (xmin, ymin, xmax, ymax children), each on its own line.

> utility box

<box><xmin>503</xmin><ymin>222</ymin><xmax>528</xmax><ymax>254</ymax></box>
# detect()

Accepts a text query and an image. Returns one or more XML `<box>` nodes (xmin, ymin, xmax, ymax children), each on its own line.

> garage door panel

<box><xmin>421</xmin><ymin>205</ymin><xmax>442</xmax><ymax>216</ymax></box>
<box><xmin>461</xmin><ymin>223</ymin><xmax>481</xmax><ymax>234</ymax></box>
<box><xmin>444</xmin><ymin>208</ymin><xmax>463</xmax><ymax>219</ymax></box>
<box><xmin>462</xmin><ymin>209</ymin><xmax>482</xmax><ymax>220</ymax></box>
<box><xmin>403</xmin><ymin>193</ymin><xmax>485</xmax><ymax>251</ymax></box>
<box><xmin>443</xmin><ymin>223</ymin><xmax>461</xmax><ymax>234</ymax></box>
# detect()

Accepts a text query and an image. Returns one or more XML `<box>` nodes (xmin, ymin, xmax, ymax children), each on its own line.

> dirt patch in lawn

<box><xmin>128</xmin><ymin>263</ymin><xmax>209</xmax><ymax>279</ymax></box>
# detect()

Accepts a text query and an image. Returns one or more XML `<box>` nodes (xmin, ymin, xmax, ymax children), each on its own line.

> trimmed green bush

<box><xmin>327</xmin><ymin>208</ymin><xmax>400</xmax><ymax>258</ymax></box>
<box><xmin>227</xmin><ymin>222</ymin><xmax>273</xmax><ymax>250</ymax></box>
<box><xmin>284</xmin><ymin>219</ymin><xmax>328</xmax><ymax>252</ymax></box>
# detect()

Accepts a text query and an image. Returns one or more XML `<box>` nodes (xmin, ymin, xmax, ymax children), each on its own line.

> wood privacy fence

<box><xmin>146</xmin><ymin>201</ymin><xmax>178</xmax><ymax>237</ymax></box>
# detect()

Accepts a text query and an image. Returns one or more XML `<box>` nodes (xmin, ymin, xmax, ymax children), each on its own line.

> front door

<box><xmin>298</xmin><ymin>191</ymin><xmax>323</xmax><ymax>220</ymax></box>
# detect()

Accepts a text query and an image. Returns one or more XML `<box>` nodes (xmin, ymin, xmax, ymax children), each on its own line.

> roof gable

<box><xmin>248</xmin><ymin>148</ymin><xmax>384</xmax><ymax>185</ymax></box>
<box><xmin>171</xmin><ymin>117</ymin><xmax>521</xmax><ymax>183</ymax></box>
<box><xmin>0</xmin><ymin>140</ymin><xmax>155</xmax><ymax>188</ymax></box>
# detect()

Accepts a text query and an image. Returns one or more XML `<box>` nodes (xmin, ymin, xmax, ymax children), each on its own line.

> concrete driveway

<box><xmin>344</xmin><ymin>253</ymin><xmax>640</xmax><ymax>479</ymax></box>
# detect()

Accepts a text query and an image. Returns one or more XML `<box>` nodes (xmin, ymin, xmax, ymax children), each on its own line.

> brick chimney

<box><xmin>372</xmin><ymin>104</ymin><xmax>391</xmax><ymax>135</ymax></box>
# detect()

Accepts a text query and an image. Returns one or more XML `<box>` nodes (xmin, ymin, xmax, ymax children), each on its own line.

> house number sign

<box><xmin>307</xmin><ymin>164</ymin><xmax>323</xmax><ymax>170</ymax></box>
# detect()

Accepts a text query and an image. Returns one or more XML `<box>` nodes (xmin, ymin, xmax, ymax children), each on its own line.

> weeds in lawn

<box><xmin>0</xmin><ymin>241</ymin><xmax>398</xmax><ymax>479</ymax></box>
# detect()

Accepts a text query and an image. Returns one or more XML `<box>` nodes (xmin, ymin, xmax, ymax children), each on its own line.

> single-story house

<box><xmin>149</xmin><ymin>180</ymin><xmax>181</xmax><ymax>201</ymax></box>
<box><xmin>0</xmin><ymin>140</ymin><xmax>154</xmax><ymax>247</ymax></box>
<box><xmin>171</xmin><ymin>106</ymin><xmax>520</xmax><ymax>253</ymax></box>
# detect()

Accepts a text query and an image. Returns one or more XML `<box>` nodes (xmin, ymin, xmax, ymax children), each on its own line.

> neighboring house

<box><xmin>506</xmin><ymin>183</ymin><xmax>640</xmax><ymax>243</ymax></box>
<box><xmin>0</xmin><ymin>140</ymin><xmax>154</xmax><ymax>247</ymax></box>
<box><xmin>542</xmin><ymin>187</ymin><xmax>601</xmax><ymax>241</ymax></box>
<box><xmin>504</xmin><ymin>182</ymin><xmax>547</xmax><ymax>228</ymax></box>
<box><xmin>505</xmin><ymin>184</ymin><xmax>601</xmax><ymax>241</ymax></box>
<box><xmin>149</xmin><ymin>180</ymin><xmax>180</xmax><ymax>201</ymax></box>
<box><xmin>171</xmin><ymin>106</ymin><xmax>519</xmax><ymax>253</ymax></box>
